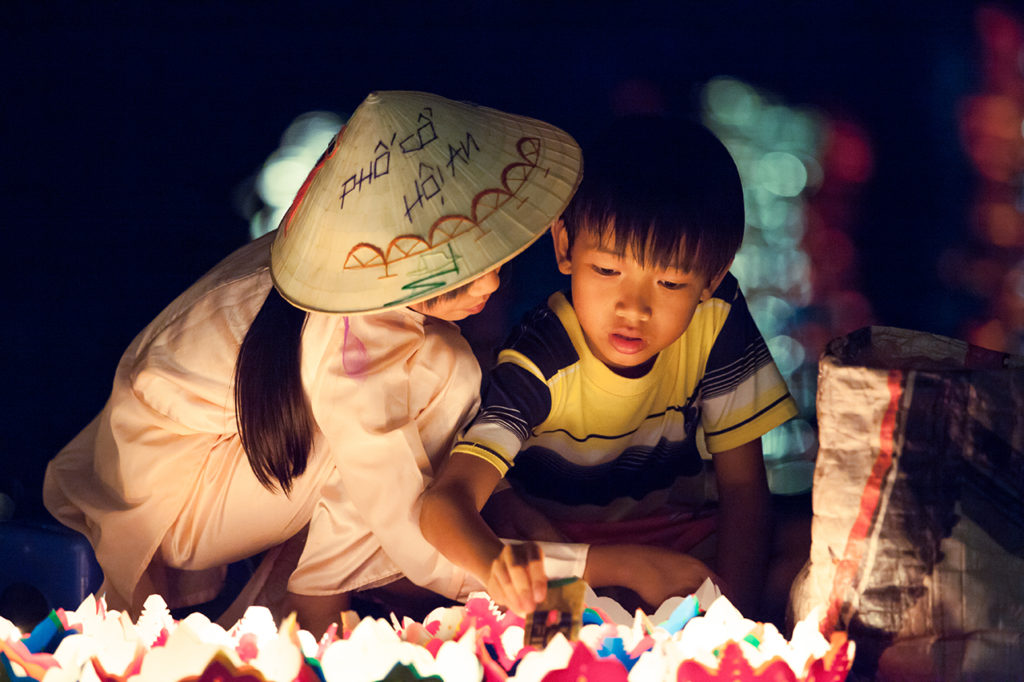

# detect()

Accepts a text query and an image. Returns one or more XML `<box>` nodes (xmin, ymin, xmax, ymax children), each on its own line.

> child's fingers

<box><xmin>490</xmin><ymin>543</ymin><xmax>547</xmax><ymax>614</ymax></box>
<box><xmin>506</xmin><ymin>542</ymin><xmax>547</xmax><ymax>603</ymax></box>
<box><xmin>489</xmin><ymin>554</ymin><xmax>532</xmax><ymax>615</ymax></box>
<box><xmin>501</xmin><ymin>545</ymin><xmax>538</xmax><ymax>611</ymax></box>
<box><xmin>488</xmin><ymin>557</ymin><xmax>527</xmax><ymax>614</ymax></box>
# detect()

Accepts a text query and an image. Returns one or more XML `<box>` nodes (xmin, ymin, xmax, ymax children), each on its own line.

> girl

<box><xmin>43</xmin><ymin>91</ymin><xmax>588</xmax><ymax>635</ymax></box>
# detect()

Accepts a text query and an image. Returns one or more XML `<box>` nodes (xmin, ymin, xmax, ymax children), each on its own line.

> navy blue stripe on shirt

<box><xmin>507</xmin><ymin>437</ymin><xmax>705</xmax><ymax>505</ymax></box>
<box><xmin>535</xmin><ymin>402</ymin><xmax>697</xmax><ymax>442</ymax></box>
<box><xmin>503</xmin><ymin>300</ymin><xmax>578</xmax><ymax>380</ymax></box>
<box><xmin>474</xmin><ymin>405</ymin><xmax>532</xmax><ymax>442</ymax></box>
<box><xmin>702</xmin><ymin>338</ymin><xmax>774</xmax><ymax>399</ymax></box>
<box><xmin>483</xmin><ymin>363</ymin><xmax>553</xmax><ymax>433</ymax></box>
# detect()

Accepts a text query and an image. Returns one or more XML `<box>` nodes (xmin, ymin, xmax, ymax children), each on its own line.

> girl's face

<box><xmin>409</xmin><ymin>267</ymin><xmax>501</xmax><ymax>321</ymax></box>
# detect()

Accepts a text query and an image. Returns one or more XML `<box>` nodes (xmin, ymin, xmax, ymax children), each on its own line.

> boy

<box><xmin>421</xmin><ymin>116</ymin><xmax>798</xmax><ymax>619</ymax></box>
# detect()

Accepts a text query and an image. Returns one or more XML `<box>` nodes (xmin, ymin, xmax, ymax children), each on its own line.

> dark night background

<box><xmin>3</xmin><ymin>2</ymin><xmax>996</xmax><ymax>521</ymax></box>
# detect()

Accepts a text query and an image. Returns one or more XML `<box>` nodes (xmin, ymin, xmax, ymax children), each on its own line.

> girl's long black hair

<box><xmin>234</xmin><ymin>286</ymin><xmax>313</xmax><ymax>494</ymax></box>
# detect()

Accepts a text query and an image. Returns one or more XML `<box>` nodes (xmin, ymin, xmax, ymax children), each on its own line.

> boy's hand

<box><xmin>487</xmin><ymin>541</ymin><xmax>548</xmax><ymax>616</ymax></box>
<box><xmin>628</xmin><ymin>547</ymin><xmax>721</xmax><ymax>609</ymax></box>
<box><xmin>585</xmin><ymin>544</ymin><xmax>722</xmax><ymax>610</ymax></box>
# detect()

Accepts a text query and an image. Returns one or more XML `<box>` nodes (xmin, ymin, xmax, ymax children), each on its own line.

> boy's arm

<box><xmin>420</xmin><ymin>452</ymin><xmax>547</xmax><ymax>615</ymax></box>
<box><xmin>482</xmin><ymin>487</ymin><xmax>568</xmax><ymax>542</ymax></box>
<box><xmin>713</xmin><ymin>438</ymin><xmax>772</xmax><ymax>618</ymax></box>
<box><xmin>421</xmin><ymin>454</ymin><xmax>718</xmax><ymax>614</ymax></box>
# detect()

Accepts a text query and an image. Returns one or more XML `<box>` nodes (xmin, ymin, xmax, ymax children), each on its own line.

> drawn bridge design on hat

<box><xmin>341</xmin><ymin>136</ymin><xmax>547</xmax><ymax>279</ymax></box>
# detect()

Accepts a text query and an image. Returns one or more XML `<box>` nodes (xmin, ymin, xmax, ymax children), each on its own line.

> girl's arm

<box><xmin>309</xmin><ymin>316</ymin><xmax>483</xmax><ymax>600</ymax></box>
<box><xmin>420</xmin><ymin>452</ymin><xmax>548</xmax><ymax>615</ymax></box>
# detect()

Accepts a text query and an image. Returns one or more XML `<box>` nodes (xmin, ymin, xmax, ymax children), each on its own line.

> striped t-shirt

<box><xmin>454</xmin><ymin>273</ymin><xmax>798</xmax><ymax>522</ymax></box>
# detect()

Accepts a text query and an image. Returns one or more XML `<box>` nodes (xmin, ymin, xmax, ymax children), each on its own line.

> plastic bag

<box><xmin>789</xmin><ymin>326</ymin><xmax>1024</xmax><ymax>680</ymax></box>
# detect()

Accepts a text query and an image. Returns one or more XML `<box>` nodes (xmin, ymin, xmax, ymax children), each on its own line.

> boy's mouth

<box><xmin>609</xmin><ymin>332</ymin><xmax>646</xmax><ymax>355</ymax></box>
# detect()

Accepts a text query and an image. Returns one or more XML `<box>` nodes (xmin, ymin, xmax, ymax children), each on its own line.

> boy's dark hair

<box><xmin>563</xmin><ymin>115</ymin><xmax>744</xmax><ymax>278</ymax></box>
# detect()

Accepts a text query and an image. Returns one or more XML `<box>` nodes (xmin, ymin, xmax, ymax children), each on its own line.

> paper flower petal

<box><xmin>179</xmin><ymin>652</ymin><xmax>267</xmax><ymax>682</ymax></box>
<box><xmin>540</xmin><ymin>642</ymin><xmax>629</xmax><ymax>682</ymax></box>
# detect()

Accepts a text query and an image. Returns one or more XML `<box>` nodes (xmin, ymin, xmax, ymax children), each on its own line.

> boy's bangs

<box><xmin>584</xmin><ymin>207</ymin><xmax>704</xmax><ymax>275</ymax></box>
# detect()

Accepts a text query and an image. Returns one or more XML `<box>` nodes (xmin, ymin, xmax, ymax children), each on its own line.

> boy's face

<box><xmin>552</xmin><ymin>221</ymin><xmax>728</xmax><ymax>374</ymax></box>
<box><xmin>409</xmin><ymin>267</ymin><xmax>500</xmax><ymax>321</ymax></box>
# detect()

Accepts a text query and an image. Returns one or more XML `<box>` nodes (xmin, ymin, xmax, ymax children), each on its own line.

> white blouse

<box><xmin>44</xmin><ymin>233</ymin><xmax>483</xmax><ymax>607</ymax></box>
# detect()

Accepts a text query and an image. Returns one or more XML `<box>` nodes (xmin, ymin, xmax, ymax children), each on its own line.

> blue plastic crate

<box><xmin>0</xmin><ymin>520</ymin><xmax>103</xmax><ymax>612</ymax></box>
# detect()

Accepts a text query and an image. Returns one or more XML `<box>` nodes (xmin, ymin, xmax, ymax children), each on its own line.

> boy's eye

<box><xmin>592</xmin><ymin>265</ymin><xmax>619</xmax><ymax>277</ymax></box>
<box><xmin>659</xmin><ymin>280</ymin><xmax>687</xmax><ymax>290</ymax></box>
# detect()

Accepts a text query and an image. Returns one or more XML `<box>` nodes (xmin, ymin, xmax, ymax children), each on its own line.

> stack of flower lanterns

<box><xmin>1</xmin><ymin>587</ymin><xmax>853</xmax><ymax>682</ymax></box>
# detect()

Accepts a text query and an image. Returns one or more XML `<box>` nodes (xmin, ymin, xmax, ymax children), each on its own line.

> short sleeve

<box><xmin>699</xmin><ymin>279</ymin><xmax>798</xmax><ymax>453</ymax></box>
<box><xmin>451</xmin><ymin>300</ymin><xmax>573</xmax><ymax>475</ymax></box>
<box><xmin>453</xmin><ymin>361</ymin><xmax>552</xmax><ymax>474</ymax></box>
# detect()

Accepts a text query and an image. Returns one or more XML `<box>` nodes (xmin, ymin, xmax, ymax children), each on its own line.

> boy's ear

<box><xmin>701</xmin><ymin>258</ymin><xmax>734</xmax><ymax>301</ymax></box>
<box><xmin>550</xmin><ymin>219</ymin><xmax>573</xmax><ymax>275</ymax></box>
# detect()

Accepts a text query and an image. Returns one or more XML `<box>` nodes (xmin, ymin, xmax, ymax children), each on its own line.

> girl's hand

<box><xmin>486</xmin><ymin>541</ymin><xmax>548</xmax><ymax>616</ymax></box>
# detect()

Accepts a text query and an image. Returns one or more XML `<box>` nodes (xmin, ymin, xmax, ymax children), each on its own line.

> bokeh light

<box><xmin>762</xmin><ymin>418</ymin><xmax>817</xmax><ymax>459</ymax></box>
<box><xmin>247</xmin><ymin>111</ymin><xmax>345</xmax><ymax>240</ymax></box>
<box><xmin>951</xmin><ymin>5</ymin><xmax>1024</xmax><ymax>353</ymax></box>
<box><xmin>748</xmin><ymin>294</ymin><xmax>795</xmax><ymax>339</ymax></box>
<box><xmin>703</xmin><ymin>77</ymin><xmax>761</xmax><ymax>130</ymax></box>
<box><xmin>702</xmin><ymin>76</ymin><xmax>876</xmax><ymax>494</ymax></box>
<box><xmin>755</xmin><ymin>151</ymin><xmax>808</xmax><ymax>197</ymax></box>
<box><xmin>766</xmin><ymin>335</ymin><xmax>806</xmax><ymax>376</ymax></box>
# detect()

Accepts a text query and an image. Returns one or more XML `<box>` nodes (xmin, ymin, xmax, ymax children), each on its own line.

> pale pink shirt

<box><xmin>43</xmin><ymin>233</ymin><xmax>482</xmax><ymax>608</ymax></box>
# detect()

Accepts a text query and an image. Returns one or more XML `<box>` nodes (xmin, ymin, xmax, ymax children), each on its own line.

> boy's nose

<box><xmin>615</xmin><ymin>286</ymin><xmax>651</xmax><ymax>322</ymax></box>
<box><xmin>469</xmin><ymin>268</ymin><xmax>500</xmax><ymax>296</ymax></box>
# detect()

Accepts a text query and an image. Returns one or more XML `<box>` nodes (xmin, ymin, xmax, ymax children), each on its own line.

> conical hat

<box><xmin>270</xmin><ymin>90</ymin><xmax>583</xmax><ymax>313</ymax></box>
